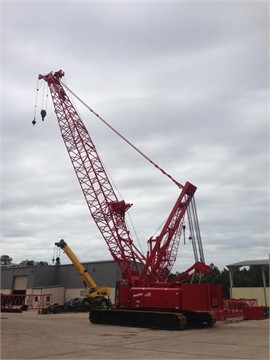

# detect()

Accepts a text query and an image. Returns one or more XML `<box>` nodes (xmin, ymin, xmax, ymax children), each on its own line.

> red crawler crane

<box><xmin>38</xmin><ymin>70</ymin><xmax>223</xmax><ymax>329</ymax></box>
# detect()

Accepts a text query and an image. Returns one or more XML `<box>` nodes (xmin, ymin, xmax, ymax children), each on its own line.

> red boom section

<box><xmin>139</xmin><ymin>182</ymin><xmax>197</xmax><ymax>284</ymax></box>
<box><xmin>38</xmin><ymin>70</ymin><xmax>146</xmax><ymax>285</ymax></box>
<box><xmin>39</xmin><ymin>70</ymin><xmax>207</xmax><ymax>288</ymax></box>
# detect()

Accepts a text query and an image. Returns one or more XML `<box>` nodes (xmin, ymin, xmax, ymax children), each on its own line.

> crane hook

<box><xmin>41</xmin><ymin>109</ymin><xmax>47</xmax><ymax>121</ymax></box>
<box><xmin>182</xmin><ymin>225</ymin><xmax>186</xmax><ymax>245</ymax></box>
<box><xmin>32</xmin><ymin>118</ymin><xmax>36</xmax><ymax>126</ymax></box>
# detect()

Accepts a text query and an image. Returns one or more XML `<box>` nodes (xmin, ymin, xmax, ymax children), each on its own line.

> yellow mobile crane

<box><xmin>55</xmin><ymin>239</ymin><xmax>111</xmax><ymax>311</ymax></box>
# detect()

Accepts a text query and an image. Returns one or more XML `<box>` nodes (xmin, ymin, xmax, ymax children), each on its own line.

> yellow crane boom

<box><xmin>55</xmin><ymin>239</ymin><xmax>111</xmax><ymax>309</ymax></box>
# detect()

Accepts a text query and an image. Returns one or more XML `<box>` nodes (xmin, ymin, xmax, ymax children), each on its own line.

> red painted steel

<box><xmin>38</xmin><ymin>70</ymin><xmax>145</xmax><ymax>286</ymax></box>
<box><xmin>243</xmin><ymin>306</ymin><xmax>266</xmax><ymax>320</ymax></box>
<box><xmin>38</xmin><ymin>70</ymin><xmax>207</xmax><ymax>288</ymax></box>
<box><xmin>37</xmin><ymin>71</ymin><xmax>263</xmax><ymax>324</ymax></box>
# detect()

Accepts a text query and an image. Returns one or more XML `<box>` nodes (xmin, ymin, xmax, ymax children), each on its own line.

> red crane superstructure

<box><xmin>38</xmin><ymin>70</ymin><xmax>223</xmax><ymax>329</ymax></box>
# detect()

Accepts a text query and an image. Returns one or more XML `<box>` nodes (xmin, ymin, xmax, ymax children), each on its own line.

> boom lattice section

<box><xmin>39</xmin><ymin>70</ymin><xmax>146</xmax><ymax>284</ymax></box>
<box><xmin>38</xmin><ymin>70</ymin><xmax>207</xmax><ymax>287</ymax></box>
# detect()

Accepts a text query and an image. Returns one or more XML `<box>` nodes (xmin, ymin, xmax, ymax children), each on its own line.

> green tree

<box><xmin>201</xmin><ymin>263</ymin><xmax>221</xmax><ymax>284</ymax></box>
<box><xmin>1</xmin><ymin>255</ymin><xmax>13</xmax><ymax>265</ymax></box>
<box><xmin>219</xmin><ymin>268</ymin><xmax>230</xmax><ymax>298</ymax></box>
<box><xmin>37</xmin><ymin>261</ymin><xmax>48</xmax><ymax>266</ymax></box>
<box><xmin>19</xmin><ymin>259</ymin><xmax>35</xmax><ymax>266</ymax></box>
<box><xmin>19</xmin><ymin>259</ymin><xmax>48</xmax><ymax>266</ymax></box>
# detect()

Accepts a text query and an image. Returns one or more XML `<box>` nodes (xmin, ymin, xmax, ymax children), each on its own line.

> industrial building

<box><xmin>226</xmin><ymin>259</ymin><xmax>269</xmax><ymax>307</ymax></box>
<box><xmin>1</xmin><ymin>260</ymin><xmax>121</xmax><ymax>306</ymax></box>
<box><xmin>1</xmin><ymin>258</ymin><xmax>269</xmax><ymax>309</ymax></box>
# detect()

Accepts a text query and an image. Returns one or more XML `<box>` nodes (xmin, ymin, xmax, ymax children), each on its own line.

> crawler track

<box><xmin>90</xmin><ymin>308</ymin><xmax>187</xmax><ymax>330</ymax></box>
<box><xmin>90</xmin><ymin>308</ymin><xmax>216</xmax><ymax>330</ymax></box>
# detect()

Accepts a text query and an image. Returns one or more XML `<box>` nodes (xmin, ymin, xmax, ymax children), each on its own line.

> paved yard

<box><xmin>1</xmin><ymin>310</ymin><xmax>269</xmax><ymax>359</ymax></box>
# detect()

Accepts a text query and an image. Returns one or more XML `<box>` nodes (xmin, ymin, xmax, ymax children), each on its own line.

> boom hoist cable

<box><xmin>60</xmin><ymin>80</ymin><xmax>182</xmax><ymax>189</ymax></box>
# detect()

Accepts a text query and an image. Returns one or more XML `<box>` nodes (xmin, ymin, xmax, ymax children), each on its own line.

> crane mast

<box><xmin>38</xmin><ymin>70</ymin><xmax>206</xmax><ymax>287</ymax></box>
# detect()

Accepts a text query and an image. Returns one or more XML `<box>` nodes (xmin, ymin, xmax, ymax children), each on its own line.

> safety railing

<box><xmin>213</xmin><ymin>298</ymin><xmax>259</xmax><ymax>320</ymax></box>
<box><xmin>1</xmin><ymin>293</ymin><xmax>52</xmax><ymax>311</ymax></box>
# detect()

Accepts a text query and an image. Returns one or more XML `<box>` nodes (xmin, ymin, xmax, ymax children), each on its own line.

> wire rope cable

<box><xmin>60</xmin><ymin>81</ymin><xmax>182</xmax><ymax>189</ymax></box>
<box><xmin>32</xmin><ymin>79</ymin><xmax>40</xmax><ymax>126</ymax></box>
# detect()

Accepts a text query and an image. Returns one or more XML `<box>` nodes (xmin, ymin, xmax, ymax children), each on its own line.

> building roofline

<box><xmin>1</xmin><ymin>259</ymin><xmax>115</xmax><ymax>270</ymax></box>
<box><xmin>226</xmin><ymin>259</ymin><xmax>269</xmax><ymax>268</ymax></box>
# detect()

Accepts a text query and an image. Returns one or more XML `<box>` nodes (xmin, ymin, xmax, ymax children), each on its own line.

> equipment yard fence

<box><xmin>1</xmin><ymin>293</ymin><xmax>52</xmax><ymax>312</ymax></box>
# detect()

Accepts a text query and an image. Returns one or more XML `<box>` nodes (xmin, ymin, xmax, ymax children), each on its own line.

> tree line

<box><xmin>1</xmin><ymin>255</ymin><xmax>48</xmax><ymax>267</ymax></box>
<box><xmin>168</xmin><ymin>263</ymin><xmax>268</xmax><ymax>298</ymax></box>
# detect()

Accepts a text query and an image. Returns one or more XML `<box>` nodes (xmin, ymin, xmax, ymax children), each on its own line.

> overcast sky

<box><xmin>1</xmin><ymin>1</ymin><xmax>269</xmax><ymax>273</ymax></box>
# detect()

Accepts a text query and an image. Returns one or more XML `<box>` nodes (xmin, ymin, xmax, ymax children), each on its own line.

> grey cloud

<box><xmin>1</xmin><ymin>1</ymin><xmax>269</xmax><ymax>271</ymax></box>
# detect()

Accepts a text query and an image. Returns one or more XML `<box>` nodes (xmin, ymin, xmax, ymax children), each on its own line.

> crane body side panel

<box><xmin>129</xmin><ymin>287</ymin><xmax>182</xmax><ymax>309</ymax></box>
<box><xmin>118</xmin><ymin>284</ymin><xmax>223</xmax><ymax>312</ymax></box>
